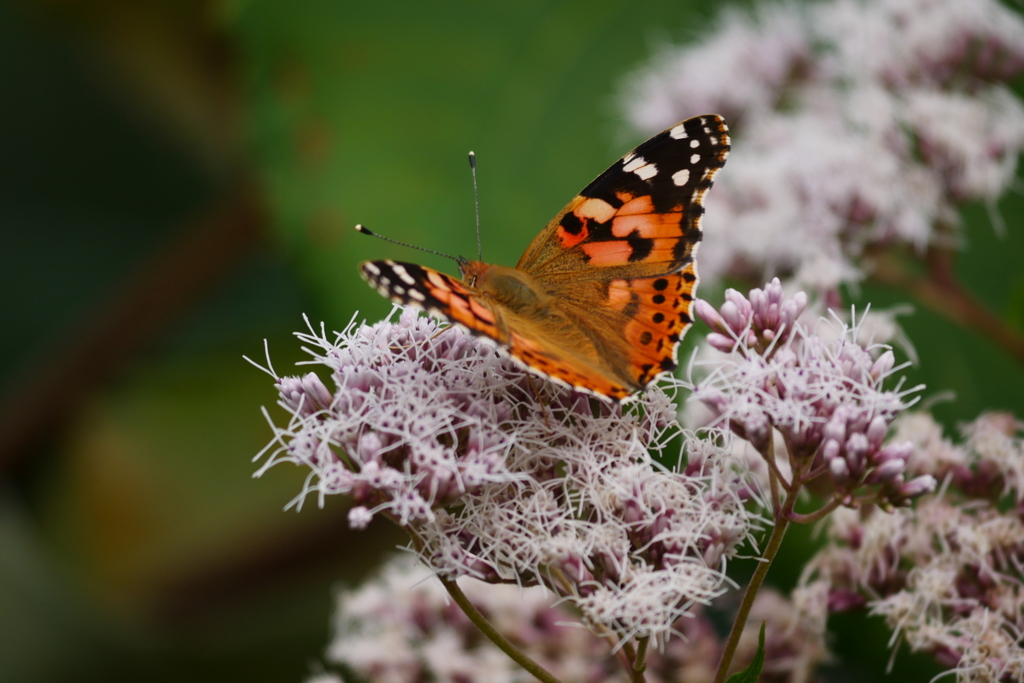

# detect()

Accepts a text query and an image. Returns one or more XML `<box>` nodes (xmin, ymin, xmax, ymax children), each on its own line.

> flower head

<box><xmin>691</xmin><ymin>281</ymin><xmax>931</xmax><ymax>508</ymax></box>
<box><xmin>324</xmin><ymin>554</ymin><xmax>829</xmax><ymax>683</ymax></box>
<box><xmin>255</xmin><ymin>307</ymin><xmax>757</xmax><ymax>643</ymax></box>
<box><xmin>799</xmin><ymin>411</ymin><xmax>1024</xmax><ymax>682</ymax></box>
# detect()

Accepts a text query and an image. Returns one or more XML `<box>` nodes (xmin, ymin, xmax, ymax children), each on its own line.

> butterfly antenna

<box><xmin>469</xmin><ymin>151</ymin><xmax>482</xmax><ymax>261</ymax></box>
<box><xmin>354</xmin><ymin>225</ymin><xmax>461</xmax><ymax>264</ymax></box>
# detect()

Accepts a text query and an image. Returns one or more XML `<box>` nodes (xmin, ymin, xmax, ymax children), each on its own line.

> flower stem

<box><xmin>712</xmin><ymin>512</ymin><xmax>791</xmax><ymax>683</ymax></box>
<box><xmin>633</xmin><ymin>636</ymin><xmax>650</xmax><ymax>681</ymax></box>
<box><xmin>440</xmin><ymin>575</ymin><xmax>564</xmax><ymax>683</ymax></box>
<box><xmin>713</xmin><ymin>437</ymin><xmax>796</xmax><ymax>683</ymax></box>
<box><xmin>786</xmin><ymin>497</ymin><xmax>841</xmax><ymax>524</ymax></box>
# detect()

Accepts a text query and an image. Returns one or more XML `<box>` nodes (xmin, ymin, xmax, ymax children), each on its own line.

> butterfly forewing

<box><xmin>518</xmin><ymin>115</ymin><xmax>730</xmax><ymax>279</ymax></box>
<box><xmin>360</xmin><ymin>260</ymin><xmax>509</xmax><ymax>343</ymax></box>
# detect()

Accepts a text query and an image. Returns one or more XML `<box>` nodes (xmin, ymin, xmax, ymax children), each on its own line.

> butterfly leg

<box><xmin>388</xmin><ymin>324</ymin><xmax>453</xmax><ymax>351</ymax></box>
<box><xmin>523</xmin><ymin>372</ymin><xmax>552</xmax><ymax>429</ymax></box>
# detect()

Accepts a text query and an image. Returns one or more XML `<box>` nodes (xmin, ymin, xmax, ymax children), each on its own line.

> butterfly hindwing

<box><xmin>360</xmin><ymin>259</ymin><xmax>638</xmax><ymax>399</ymax></box>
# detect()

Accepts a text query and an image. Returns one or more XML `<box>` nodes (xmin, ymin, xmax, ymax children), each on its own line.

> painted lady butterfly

<box><xmin>360</xmin><ymin>115</ymin><xmax>730</xmax><ymax>402</ymax></box>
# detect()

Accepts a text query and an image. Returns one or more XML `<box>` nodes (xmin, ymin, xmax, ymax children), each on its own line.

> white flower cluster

<box><xmin>800</xmin><ymin>412</ymin><xmax>1024</xmax><ymax>682</ymax></box>
<box><xmin>319</xmin><ymin>554</ymin><xmax>827</xmax><ymax>683</ymax></box>
<box><xmin>621</xmin><ymin>0</ymin><xmax>1024</xmax><ymax>291</ymax></box>
<box><xmin>255</xmin><ymin>307</ymin><xmax>757</xmax><ymax>642</ymax></box>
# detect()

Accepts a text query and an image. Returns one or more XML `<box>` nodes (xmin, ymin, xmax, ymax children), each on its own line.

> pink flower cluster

<box><xmin>255</xmin><ymin>310</ymin><xmax>520</xmax><ymax>527</ymax></box>
<box><xmin>692</xmin><ymin>279</ymin><xmax>936</xmax><ymax>509</ymax></box>
<box><xmin>800</xmin><ymin>412</ymin><xmax>1024</xmax><ymax>681</ymax></box>
<box><xmin>318</xmin><ymin>555</ymin><xmax>827</xmax><ymax>683</ymax></box>
<box><xmin>254</xmin><ymin>307</ymin><xmax>756</xmax><ymax>643</ymax></box>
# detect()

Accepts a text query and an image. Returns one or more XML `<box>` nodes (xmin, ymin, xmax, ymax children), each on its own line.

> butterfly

<box><xmin>359</xmin><ymin>115</ymin><xmax>730</xmax><ymax>402</ymax></box>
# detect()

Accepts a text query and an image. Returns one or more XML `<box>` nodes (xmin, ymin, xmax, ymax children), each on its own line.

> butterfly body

<box><xmin>361</xmin><ymin>115</ymin><xmax>730</xmax><ymax>401</ymax></box>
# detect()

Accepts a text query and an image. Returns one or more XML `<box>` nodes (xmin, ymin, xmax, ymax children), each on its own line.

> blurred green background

<box><xmin>0</xmin><ymin>1</ymin><xmax>1020</xmax><ymax>682</ymax></box>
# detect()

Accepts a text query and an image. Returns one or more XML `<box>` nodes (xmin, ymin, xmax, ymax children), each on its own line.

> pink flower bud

<box><xmin>694</xmin><ymin>299</ymin><xmax>727</xmax><ymax>331</ymax></box>
<box><xmin>822</xmin><ymin>439</ymin><xmax>841</xmax><ymax>462</ymax></box>
<box><xmin>830</xmin><ymin>457</ymin><xmax>850</xmax><ymax>484</ymax></box>
<box><xmin>720</xmin><ymin>300</ymin><xmax>746</xmax><ymax>333</ymax></box>
<box><xmin>823</xmin><ymin>417</ymin><xmax>847</xmax><ymax>444</ymax></box>
<box><xmin>866</xmin><ymin>416</ymin><xmax>888</xmax><ymax>449</ymax></box>
<box><xmin>301</xmin><ymin>372</ymin><xmax>334</xmax><ymax>410</ymax></box>
<box><xmin>707</xmin><ymin>332</ymin><xmax>738</xmax><ymax>353</ymax></box>
<box><xmin>898</xmin><ymin>475</ymin><xmax>937</xmax><ymax>499</ymax></box>
<box><xmin>874</xmin><ymin>441</ymin><xmax>913</xmax><ymax>465</ymax></box>
<box><xmin>870</xmin><ymin>351</ymin><xmax>895</xmax><ymax>380</ymax></box>
<box><xmin>348</xmin><ymin>506</ymin><xmax>374</xmax><ymax>529</ymax></box>
<box><xmin>865</xmin><ymin>459</ymin><xmax>905</xmax><ymax>484</ymax></box>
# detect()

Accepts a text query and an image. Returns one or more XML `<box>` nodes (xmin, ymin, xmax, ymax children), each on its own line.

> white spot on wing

<box><xmin>690</xmin><ymin>139</ymin><xmax>700</xmax><ymax>148</ymax></box>
<box><xmin>690</xmin><ymin>154</ymin><xmax>700</xmax><ymax>164</ymax></box>
<box><xmin>577</xmin><ymin>197</ymin><xmax>616</xmax><ymax>222</ymax></box>
<box><xmin>670</xmin><ymin>124</ymin><xmax>688</xmax><ymax>139</ymax></box>
<box><xmin>634</xmin><ymin>163</ymin><xmax>657</xmax><ymax>180</ymax></box>
<box><xmin>363</xmin><ymin>262</ymin><xmax>381</xmax><ymax>275</ymax></box>
<box><xmin>623</xmin><ymin>156</ymin><xmax>646</xmax><ymax>172</ymax></box>
<box><xmin>623</xmin><ymin>155</ymin><xmax>658</xmax><ymax>180</ymax></box>
<box><xmin>408</xmin><ymin>289</ymin><xmax>426</xmax><ymax>301</ymax></box>
<box><xmin>672</xmin><ymin>169</ymin><xmax>690</xmax><ymax>186</ymax></box>
<box><xmin>390</xmin><ymin>264</ymin><xmax>417</xmax><ymax>285</ymax></box>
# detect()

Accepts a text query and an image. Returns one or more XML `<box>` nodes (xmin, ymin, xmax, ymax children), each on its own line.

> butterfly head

<box><xmin>457</xmin><ymin>257</ymin><xmax>483</xmax><ymax>287</ymax></box>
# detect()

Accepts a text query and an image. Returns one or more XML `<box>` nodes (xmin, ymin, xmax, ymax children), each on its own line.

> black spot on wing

<box><xmin>560</xmin><ymin>211</ymin><xmax>584</xmax><ymax>235</ymax></box>
<box><xmin>625</xmin><ymin>231</ymin><xmax>653</xmax><ymax>262</ymax></box>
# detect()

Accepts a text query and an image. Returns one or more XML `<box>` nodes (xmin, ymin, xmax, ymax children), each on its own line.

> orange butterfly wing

<box><xmin>359</xmin><ymin>115</ymin><xmax>730</xmax><ymax>401</ymax></box>
<box><xmin>511</xmin><ymin>115</ymin><xmax>730</xmax><ymax>397</ymax></box>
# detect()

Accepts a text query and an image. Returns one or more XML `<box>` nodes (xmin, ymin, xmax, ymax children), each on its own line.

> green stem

<box><xmin>712</xmin><ymin>510</ymin><xmax>792</xmax><ymax>683</ymax></box>
<box><xmin>713</xmin><ymin>436</ymin><xmax>798</xmax><ymax>683</ymax></box>
<box><xmin>786</xmin><ymin>497</ymin><xmax>842</xmax><ymax>524</ymax></box>
<box><xmin>440</xmin><ymin>576</ymin><xmax>564</xmax><ymax>683</ymax></box>
<box><xmin>633</xmin><ymin>637</ymin><xmax>650</xmax><ymax>682</ymax></box>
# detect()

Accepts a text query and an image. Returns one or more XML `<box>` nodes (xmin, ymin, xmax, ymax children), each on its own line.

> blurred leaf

<box><xmin>726</xmin><ymin>621</ymin><xmax>765</xmax><ymax>683</ymax></box>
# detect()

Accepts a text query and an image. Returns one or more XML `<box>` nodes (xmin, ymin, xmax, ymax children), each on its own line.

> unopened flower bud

<box><xmin>720</xmin><ymin>300</ymin><xmax>747</xmax><ymax>333</ymax></box>
<box><xmin>822</xmin><ymin>439</ymin><xmax>841</xmax><ymax>462</ymax></box>
<box><xmin>865</xmin><ymin>458</ymin><xmax>905</xmax><ymax>484</ymax></box>
<box><xmin>830</xmin><ymin>457</ymin><xmax>850</xmax><ymax>484</ymax></box>
<box><xmin>707</xmin><ymin>332</ymin><xmax>738</xmax><ymax>353</ymax></box>
<box><xmin>823</xmin><ymin>417</ymin><xmax>847</xmax><ymax>445</ymax></box>
<box><xmin>874</xmin><ymin>441</ymin><xmax>913</xmax><ymax>465</ymax></box>
<box><xmin>866</xmin><ymin>416</ymin><xmax>888</xmax><ymax>449</ymax></box>
<box><xmin>348</xmin><ymin>506</ymin><xmax>374</xmax><ymax>529</ymax></box>
<box><xmin>695</xmin><ymin>299</ymin><xmax>727</xmax><ymax>332</ymax></box>
<box><xmin>870</xmin><ymin>351</ymin><xmax>895</xmax><ymax>380</ymax></box>
<box><xmin>898</xmin><ymin>474</ymin><xmax>937</xmax><ymax>500</ymax></box>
